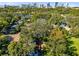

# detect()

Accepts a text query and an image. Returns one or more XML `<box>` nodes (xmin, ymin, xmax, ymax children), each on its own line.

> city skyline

<box><xmin>0</xmin><ymin>2</ymin><xmax>79</xmax><ymax>7</ymax></box>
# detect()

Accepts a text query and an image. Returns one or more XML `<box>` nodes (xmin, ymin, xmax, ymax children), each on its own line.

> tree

<box><xmin>46</xmin><ymin>27</ymin><xmax>77</xmax><ymax>56</ymax></box>
<box><xmin>0</xmin><ymin>17</ymin><xmax>9</xmax><ymax>32</ymax></box>
<box><xmin>0</xmin><ymin>35</ymin><xmax>10</xmax><ymax>55</ymax></box>
<box><xmin>14</xmin><ymin>18</ymin><xmax>50</xmax><ymax>56</ymax></box>
<box><xmin>46</xmin><ymin>28</ymin><xmax>67</xmax><ymax>56</ymax></box>
<box><xmin>65</xmin><ymin>36</ymin><xmax>78</xmax><ymax>56</ymax></box>
<box><xmin>8</xmin><ymin>22</ymin><xmax>35</xmax><ymax>56</ymax></box>
<box><xmin>71</xmin><ymin>26</ymin><xmax>79</xmax><ymax>38</ymax></box>
<box><xmin>8</xmin><ymin>41</ymin><xmax>17</xmax><ymax>56</ymax></box>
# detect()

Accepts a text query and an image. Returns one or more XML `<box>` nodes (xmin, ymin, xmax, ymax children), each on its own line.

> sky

<box><xmin>0</xmin><ymin>2</ymin><xmax>79</xmax><ymax>7</ymax></box>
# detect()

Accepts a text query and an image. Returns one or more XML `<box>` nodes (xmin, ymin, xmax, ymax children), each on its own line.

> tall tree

<box><xmin>55</xmin><ymin>2</ymin><xmax>58</xmax><ymax>7</ymax></box>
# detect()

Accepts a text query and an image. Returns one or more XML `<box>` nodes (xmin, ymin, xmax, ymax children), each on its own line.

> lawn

<box><xmin>71</xmin><ymin>37</ymin><xmax>79</xmax><ymax>55</ymax></box>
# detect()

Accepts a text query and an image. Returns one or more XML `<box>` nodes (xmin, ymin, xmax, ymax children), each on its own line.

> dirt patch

<box><xmin>9</xmin><ymin>33</ymin><xmax>20</xmax><ymax>42</ymax></box>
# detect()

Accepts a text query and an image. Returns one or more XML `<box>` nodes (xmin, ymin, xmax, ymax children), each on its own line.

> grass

<box><xmin>71</xmin><ymin>37</ymin><xmax>79</xmax><ymax>55</ymax></box>
<box><xmin>0</xmin><ymin>34</ymin><xmax>5</xmax><ymax>39</ymax></box>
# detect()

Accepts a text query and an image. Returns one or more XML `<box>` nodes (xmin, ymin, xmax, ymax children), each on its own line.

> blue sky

<box><xmin>0</xmin><ymin>2</ymin><xmax>79</xmax><ymax>7</ymax></box>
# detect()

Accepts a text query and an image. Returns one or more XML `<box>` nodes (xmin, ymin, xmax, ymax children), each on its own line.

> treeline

<box><xmin>0</xmin><ymin>2</ymin><xmax>69</xmax><ymax>8</ymax></box>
